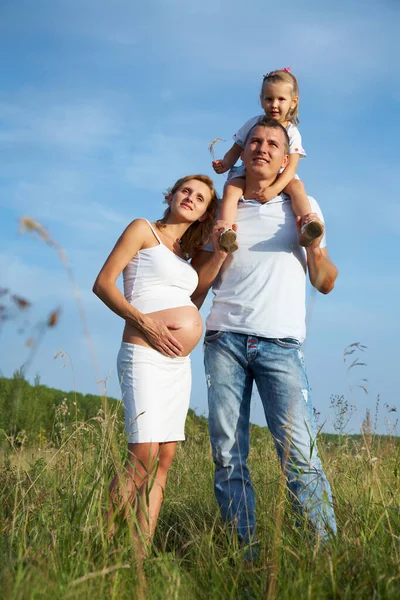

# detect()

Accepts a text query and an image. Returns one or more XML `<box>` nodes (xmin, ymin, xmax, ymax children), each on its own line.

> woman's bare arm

<box><xmin>93</xmin><ymin>219</ymin><xmax>183</xmax><ymax>356</ymax></box>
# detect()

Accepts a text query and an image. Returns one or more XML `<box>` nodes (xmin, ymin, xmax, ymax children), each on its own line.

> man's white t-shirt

<box><xmin>205</xmin><ymin>195</ymin><xmax>325</xmax><ymax>343</ymax></box>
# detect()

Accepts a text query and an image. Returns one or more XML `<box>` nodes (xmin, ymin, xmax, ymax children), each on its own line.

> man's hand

<box><xmin>212</xmin><ymin>159</ymin><xmax>230</xmax><ymax>174</ymax></box>
<box><xmin>191</xmin><ymin>222</ymin><xmax>235</xmax><ymax>309</ymax></box>
<box><xmin>213</xmin><ymin>220</ymin><xmax>238</xmax><ymax>252</ymax></box>
<box><xmin>295</xmin><ymin>214</ymin><xmax>337</xmax><ymax>294</ymax></box>
<box><xmin>296</xmin><ymin>213</ymin><xmax>324</xmax><ymax>249</ymax></box>
<box><xmin>140</xmin><ymin>317</ymin><xmax>183</xmax><ymax>357</ymax></box>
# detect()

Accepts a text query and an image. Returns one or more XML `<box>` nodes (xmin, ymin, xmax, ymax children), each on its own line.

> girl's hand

<box><xmin>141</xmin><ymin>317</ymin><xmax>183</xmax><ymax>357</ymax></box>
<box><xmin>212</xmin><ymin>159</ymin><xmax>229</xmax><ymax>174</ymax></box>
<box><xmin>257</xmin><ymin>187</ymin><xmax>279</xmax><ymax>202</ymax></box>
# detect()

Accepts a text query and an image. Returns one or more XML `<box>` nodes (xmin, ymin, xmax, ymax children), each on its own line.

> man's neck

<box><xmin>243</xmin><ymin>175</ymin><xmax>280</xmax><ymax>204</ymax></box>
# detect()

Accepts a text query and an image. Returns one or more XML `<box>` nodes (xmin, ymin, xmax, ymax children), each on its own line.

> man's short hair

<box><xmin>245</xmin><ymin>117</ymin><xmax>290</xmax><ymax>155</ymax></box>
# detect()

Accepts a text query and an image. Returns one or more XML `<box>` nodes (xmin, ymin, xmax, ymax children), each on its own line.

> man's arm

<box><xmin>190</xmin><ymin>221</ymin><xmax>232</xmax><ymax>309</ymax></box>
<box><xmin>306</xmin><ymin>246</ymin><xmax>338</xmax><ymax>294</ymax></box>
<box><xmin>297</xmin><ymin>214</ymin><xmax>338</xmax><ymax>294</ymax></box>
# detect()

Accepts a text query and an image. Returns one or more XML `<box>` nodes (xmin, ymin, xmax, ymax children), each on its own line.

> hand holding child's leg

<box><xmin>219</xmin><ymin>178</ymin><xmax>245</xmax><ymax>253</ymax></box>
<box><xmin>284</xmin><ymin>179</ymin><xmax>324</xmax><ymax>247</ymax></box>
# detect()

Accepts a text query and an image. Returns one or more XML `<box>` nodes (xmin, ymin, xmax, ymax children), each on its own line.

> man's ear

<box><xmin>281</xmin><ymin>154</ymin><xmax>290</xmax><ymax>170</ymax></box>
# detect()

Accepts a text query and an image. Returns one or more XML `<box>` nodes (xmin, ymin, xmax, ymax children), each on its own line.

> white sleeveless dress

<box><xmin>117</xmin><ymin>220</ymin><xmax>198</xmax><ymax>443</ymax></box>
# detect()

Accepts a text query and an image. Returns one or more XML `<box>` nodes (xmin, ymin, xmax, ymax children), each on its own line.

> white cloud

<box><xmin>0</xmin><ymin>98</ymin><xmax>122</xmax><ymax>151</ymax></box>
<box><xmin>0</xmin><ymin>252</ymin><xmax>73</xmax><ymax>304</ymax></box>
<box><xmin>125</xmin><ymin>133</ymin><xmax>212</xmax><ymax>192</ymax></box>
<box><xmin>3</xmin><ymin>0</ymin><xmax>397</xmax><ymax>93</ymax></box>
<box><xmin>2</xmin><ymin>164</ymin><xmax>133</xmax><ymax>238</ymax></box>
<box><xmin>0</xmin><ymin>0</ymin><xmax>398</xmax><ymax>433</ymax></box>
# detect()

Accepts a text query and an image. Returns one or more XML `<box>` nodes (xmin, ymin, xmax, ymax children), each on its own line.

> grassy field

<box><xmin>1</xmin><ymin>387</ymin><xmax>400</xmax><ymax>600</ymax></box>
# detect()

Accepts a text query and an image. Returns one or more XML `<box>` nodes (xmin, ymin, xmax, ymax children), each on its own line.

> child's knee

<box><xmin>286</xmin><ymin>178</ymin><xmax>305</xmax><ymax>194</ymax></box>
<box><xmin>224</xmin><ymin>178</ymin><xmax>245</xmax><ymax>196</ymax></box>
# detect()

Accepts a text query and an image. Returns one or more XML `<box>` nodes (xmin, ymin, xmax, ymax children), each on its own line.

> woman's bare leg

<box><xmin>107</xmin><ymin>441</ymin><xmax>176</xmax><ymax>547</ymax></box>
<box><xmin>107</xmin><ymin>442</ymin><xmax>160</xmax><ymax>535</ymax></box>
<box><xmin>136</xmin><ymin>441</ymin><xmax>177</xmax><ymax>543</ymax></box>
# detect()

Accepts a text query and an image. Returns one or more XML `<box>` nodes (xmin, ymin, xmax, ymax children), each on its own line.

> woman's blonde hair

<box><xmin>156</xmin><ymin>174</ymin><xmax>219</xmax><ymax>258</ymax></box>
<box><xmin>261</xmin><ymin>69</ymin><xmax>300</xmax><ymax>126</ymax></box>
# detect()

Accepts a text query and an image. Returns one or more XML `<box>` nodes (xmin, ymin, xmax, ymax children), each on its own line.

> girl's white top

<box><xmin>123</xmin><ymin>220</ymin><xmax>198</xmax><ymax>314</ymax></box>
<box><xmin>233</xmin><ymin>116</ymin><xmax>306</xmax><ymax>157</ymax></box>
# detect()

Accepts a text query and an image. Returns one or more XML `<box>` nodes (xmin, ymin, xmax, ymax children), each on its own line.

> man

<box><xmin>192</xmin><ymin>116</ymin><xmax>337</xmax><ymax>549</ymax></box>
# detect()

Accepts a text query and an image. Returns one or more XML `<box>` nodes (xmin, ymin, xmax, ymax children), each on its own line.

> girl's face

<box><xmin>169</xmin><ymin>179</ymin><xmax>212</xmax><ymax>223</ymax></box>
<box><xmin>261</xmin><ymin>81</ymin><xmax>298</xmax><ymax>125</ymax></box>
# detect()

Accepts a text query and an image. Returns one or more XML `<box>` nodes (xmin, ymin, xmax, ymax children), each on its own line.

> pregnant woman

<box><xmin>93</xmin><ymin>174</ymin><xmax>218</xmax><ymax>548</ymax></box>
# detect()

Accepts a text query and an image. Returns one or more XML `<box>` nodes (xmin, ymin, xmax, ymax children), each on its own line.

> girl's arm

<box><xmin>93</xmin><ymin>219</ymin><xmax>184</xmax><ymax>356</ymax></box>
<box><xmin>212</xmin><ymin>143</ymin><xmax>243</xmax><ymax>174</ymax></box>
<box><xmin>259</xmin><ymin>154</ymin><xmax>312</xmax><ymax>218</ymax></box>
<box><xmin>263</xmin><ymin>153</ymin><xmax>300</xmax><ymax>198</ymax></box>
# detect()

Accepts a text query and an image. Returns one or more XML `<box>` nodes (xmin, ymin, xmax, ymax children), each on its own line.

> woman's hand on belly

<box><xmin>139</xmin><ymin>316</ymin><xmax>184</xmax><ymax>357</ymax></box>
<box><xmin>124</xmin><ymin>306</ymin><xmax>203</xmax><ymax>356</ymax></box>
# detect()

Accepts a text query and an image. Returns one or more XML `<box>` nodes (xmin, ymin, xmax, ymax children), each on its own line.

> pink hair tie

<box><xmin>263</xmin><ymin>67</ymin><xmax>291</xmax><ymax>79</ymax></box>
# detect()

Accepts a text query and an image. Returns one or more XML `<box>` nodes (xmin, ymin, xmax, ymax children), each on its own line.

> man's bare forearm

<box><xmin>191</xmin><ymin>249</ymin><xmax>227</xmax><ymax>309</ymax></box>
<box><xmin>306</xmin><ymin>247</ymin><xmax>338</xmax><ymax>294</ymax></box>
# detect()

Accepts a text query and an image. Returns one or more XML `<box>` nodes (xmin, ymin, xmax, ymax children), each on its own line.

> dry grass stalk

<box><xmin>208</xmin><ymin>137</ymin><xmax>225</xmax><ymax>159</ymax></box>
<box><xmin>47</xmin><ymin>309</ymin><xmax>60</xmax><ymax>328</ymax></box>
<box><xmin>12</xmin><ymin>295</ymin><xmax>31</xmax><ymax>309</ymax></box>
<box><xmin>19</xmin><ymin>216</ymin><xmax>99</xmax><ymax>382</ymax></box>
<box><xmin>18</xmin><ymin>217</ymin><xmax>121</xmax><ymax>487</ymax></box>
<box><xmin>266</xmin><ymin>434</ymin><xmax>290</xmax><ymax>600</ymax></box>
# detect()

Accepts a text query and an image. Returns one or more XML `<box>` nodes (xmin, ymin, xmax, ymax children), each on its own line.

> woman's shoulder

<box><xmin>119</xmin><ymin>218</ymin><xmax>156</xmax><ymax>248</ymax></box>
<box><xmin>124</xmin><ymin>218</ymin><xmax>153</xmax><ymax>234</ymax></box>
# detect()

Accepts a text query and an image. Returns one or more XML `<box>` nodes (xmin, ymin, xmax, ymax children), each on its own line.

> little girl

<box><xmin>212</xmin><ymin>68</ymin><xmax>323</xmax><ymax>252</ymax></box>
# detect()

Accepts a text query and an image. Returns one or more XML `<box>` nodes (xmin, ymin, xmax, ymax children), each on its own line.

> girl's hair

<box><xmin>261</xmin><ymin>69</ymin><xmax>300</xmax><ymax>126</ymax></box>
<box><xmin>156</xmin><ymin>174</ymin><xmax>219</xmax><ymax>258</ymax></box>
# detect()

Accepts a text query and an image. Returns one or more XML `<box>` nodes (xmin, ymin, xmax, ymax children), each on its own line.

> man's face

<box><xmin>243</xmin><ymin>125</ymin><xmax>289</xmax><ymax>179</ymax></box>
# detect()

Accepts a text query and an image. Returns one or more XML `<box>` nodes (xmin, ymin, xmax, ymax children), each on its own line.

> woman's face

<box><xmin>170</xmin><ymin>179</ymin><xmax>212</xmax><ymax>223</ymax></box>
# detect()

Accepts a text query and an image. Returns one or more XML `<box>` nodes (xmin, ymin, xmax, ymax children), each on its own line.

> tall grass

<box><xmin>2</xmin><ymin>217</ymin><xmax>399</xmax><ymax>598</ymax></box>
<box><xmin>1</xmin><ymin>397</ymin><xmax>400</xmax><ymax>599</ymax></box>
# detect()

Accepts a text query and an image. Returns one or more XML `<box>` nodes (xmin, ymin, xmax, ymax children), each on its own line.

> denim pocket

<box><xmin>204</xmin><ymin>330</ymin><xmax>225</xmax><ymax>342</ymax></box>
<box><xmin>274</xmin><ymin>337</ymin><xmax>302</xmax><ymax>349</ymax></box>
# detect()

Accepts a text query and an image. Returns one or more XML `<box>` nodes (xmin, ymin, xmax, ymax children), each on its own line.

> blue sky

<box><xmin>1</xmin><ymin>0</ymin><xmax>399</xmax><ymax>434</ymax></box>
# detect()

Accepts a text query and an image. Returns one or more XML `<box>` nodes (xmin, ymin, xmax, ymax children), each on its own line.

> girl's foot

<box><xmin>219</xmin><ymin>228</ymin><xmax>238</xmax><ymax>253</ymax></box>
<box><xmin>299</xmin><ymin>220</ymin><xmax>324</xmax><ymax>247</ymax></box>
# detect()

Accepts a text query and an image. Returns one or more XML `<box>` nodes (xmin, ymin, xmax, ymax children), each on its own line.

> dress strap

<box><xmin>144</xmin><ymin>219</ymin><xmax>162</xmax><ymax>244</ymax></box>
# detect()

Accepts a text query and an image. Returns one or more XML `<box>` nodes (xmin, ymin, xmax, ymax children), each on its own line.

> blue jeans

<box><xmin>204</xmin><ymin>331</ymin><xmax>337</xmax><ymax>545</ymax></box>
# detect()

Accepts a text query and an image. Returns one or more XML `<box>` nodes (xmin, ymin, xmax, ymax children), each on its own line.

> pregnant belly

<box><xmin>123</xmin><ymin>305</ymin><xmax>203</xmax><ymax>356</ymax></box>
